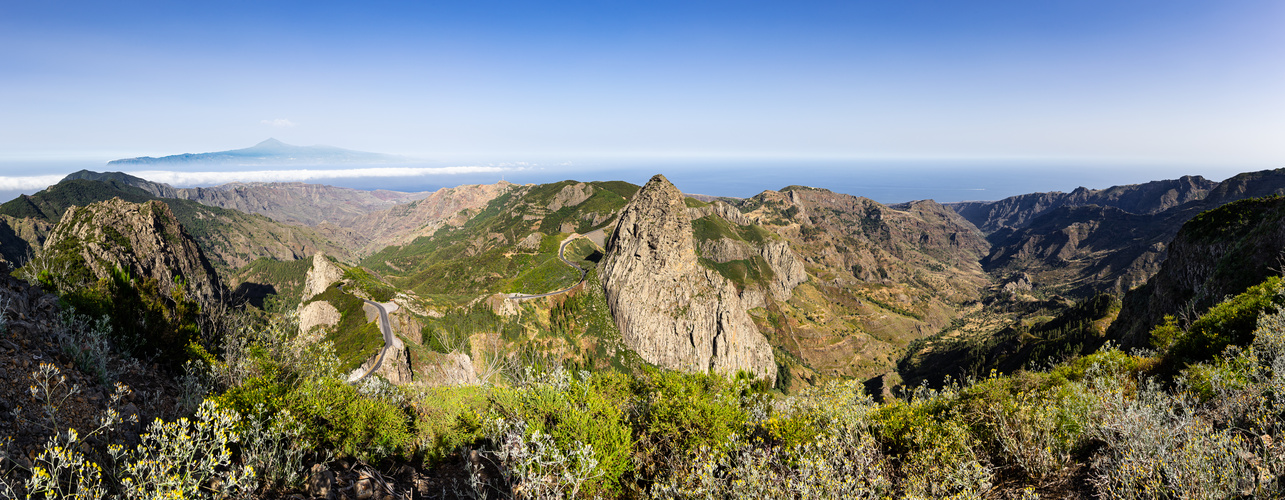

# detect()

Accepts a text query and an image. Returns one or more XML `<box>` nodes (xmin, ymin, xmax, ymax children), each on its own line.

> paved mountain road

<box><xmin>338</xmin><ymin>284</ymin><xmax>399</xmax><ymax>383</ymax></box>
<box><xmin>506</xmin><ymin>231</ymin><xmax>600</xmax><ymax>301</ymax></box>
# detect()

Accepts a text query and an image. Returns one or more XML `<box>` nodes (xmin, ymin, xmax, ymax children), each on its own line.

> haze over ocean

<box><xmin>0</xmin><ymin>156</ymin><xmax>1244</xmax><ymax>206</ymax></box>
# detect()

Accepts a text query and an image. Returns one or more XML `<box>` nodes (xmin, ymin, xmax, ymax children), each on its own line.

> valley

<box><xmin>6</xmin><ymin>165</ymin><xmax>1285</xmax><ymax>498</ymax></box>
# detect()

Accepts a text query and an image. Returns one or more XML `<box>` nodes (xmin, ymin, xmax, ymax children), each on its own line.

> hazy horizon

<box><xmin>0</xmin><ymin>147</ymin><xmax>1266</xmax><ymax>206</ymax></box>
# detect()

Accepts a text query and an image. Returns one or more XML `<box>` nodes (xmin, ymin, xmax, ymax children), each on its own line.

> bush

<box><xmin>485</xmin><ymin>368</ymin><xmax>634</xmax><ymax>496</ymax></box>
<box><xmin>1167</xmin><ymin>276</ymin><xmax>1284</xmax><ymax>365</ymax></box>
<box><xmin>632</xmin><ymin>369</ymin><xmax>753</xmax><ymax>466</ymax></box>
<box><xmin>869</xmin><ymin>382</ymin><xmax>991</xmax><ymax>497</ymax></box>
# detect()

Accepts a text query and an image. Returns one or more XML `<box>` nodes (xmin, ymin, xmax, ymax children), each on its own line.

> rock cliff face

<box><xmin>1109</xmin><ymin>196</ymin><xmax>1285</xmax><ymax>347</ymax></box>
<box><xmin>42</xmin><ymin>198</ymin><xmax>223</xmax><ymax>304</ymax></box>
<box><xmin>547</xmin><ymin>182</ymin><xmax>593</xmax><ymax>212</ymax></box>
<box><xmin>298</xmin><ymin>300</ymin><xmax>341</xmax><ymax>340</ymax></box>
<box><xmin>302</xmin><ymin>253</ymin><xmax>344</xmax><ymax>302</ymax></box>
<box><xmin>335</xmin><ymin>181</ymin><xmax>513</xmax><ymax>255</ymax></box>
<box><xmin>0</xmin><ymin>215</ymin><xmax>53</xmax><ymax>270</ymax></box>
<box><xmin>760</xmin><ymin>239</ymin><xmax>807</xmax><ymax>300</ymax></box>
<box><xmin>601</xmin><ymin>175</ymin><xmax>776</xmax><ymax>383</ymax></box>
<box><xmin>950</xmin><ymin>175</ymin><xmax>1217</xmax><ymax>234</ymax></box>
<box><xmin>351</xmin><ymin>336</ymin><xmax>414</xmax><ymax>385</ymax></box>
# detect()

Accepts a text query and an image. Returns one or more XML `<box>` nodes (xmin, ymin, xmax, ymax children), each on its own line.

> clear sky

<box><xmin>1</xmin><ymin>1</ymin><xmax>1283</xmax><ymax>199</ymax></box>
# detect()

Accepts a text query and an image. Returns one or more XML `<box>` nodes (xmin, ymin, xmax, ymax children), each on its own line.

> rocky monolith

<box><xmin>600</xmin><ymin>175</ymin><xmax>776</xmax><ymax>383</ymax></box>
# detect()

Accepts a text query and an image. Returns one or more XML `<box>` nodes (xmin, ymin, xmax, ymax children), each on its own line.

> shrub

<box><xmin>485</xmin><ymin>368</ymin><xmax>633</xmax><ymax>496</ymax></box>
<box><xmin>869</xmin><ymin>382</ymin><xmax>991</xmax><ymax>497</ymax></box>
<box><xmin>287</xmin><ymin>377</ymin><xmax>416</xmax><ymax>462</ymax></box>
<box><xmin>632</xmin><ymin>368</ymin><xmax>751</xmax><ymax>459</ymax></box>
<box><xmin>108</xmin><ymin>400</ymin><xmax>256</xmax><ymax>499</ymax></box>
<box><xmin>1168</xmin><ymin>276</ymin><xmax>1284</xmax><ymax>365</ymax></box>
<box><xmin>1091</xmin><ymin>379</ymin><xmax>1261</xmax><ymax>499</ymax></box>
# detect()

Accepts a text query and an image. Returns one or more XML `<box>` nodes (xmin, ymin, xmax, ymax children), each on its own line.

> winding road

<box><xmin>339</xmin><ymin>284</ymin><xmax>399</xmax><ymax>383</ymax></box>
<box><xmin>505</xmin><ymin>230</ymin><xmax>600</xmax><ymax>301</ymax></box>
<box><xmin>343</xmin><ymin>230</ymin><xmax>602</xmax><ymax>383</ymax></box>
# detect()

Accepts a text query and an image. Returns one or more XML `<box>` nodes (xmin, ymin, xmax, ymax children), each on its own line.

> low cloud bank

<box><xmin>128</xmin><ymin>165</ymin><xmax>520</xmax><ymax>186</ymax></box>
<box><xmin>0</xmin><ymin>165</ymin><xmax>523</xmax><ymax>192</ymax></box>
<box><xmin>0</xmin><ymin>174</ymin><xmax>68</xmax><ymax>191</ymax></box>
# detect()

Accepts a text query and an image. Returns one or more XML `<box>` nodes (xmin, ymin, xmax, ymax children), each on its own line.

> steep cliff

<box><xmin>601</xmin><ymin>175</ymin><xmax>776</xmax><ymax>383</ymax></box>
<box><xmin>1109</xmin><ymin>196</ymin><xmax>1285</xmax><ymax>347</ymax></box>
<box><xmin>0</xmin><ymin>215</ymin><xmax>53</xmax><ymax>270</ymax></box>
<box><xmin>950</xmin><ymin>175</ymin><xmax>1216</xmax><ymax>234</ymax></box>
<box><xmin>41</xmin><ymin>198</ymin><xmax>224</xmax><ymax>305</ymax></box>
<box><xmin>302</xmin><ymin>253</ymin><xmax>345</xmax><ymax>302</ymax></box>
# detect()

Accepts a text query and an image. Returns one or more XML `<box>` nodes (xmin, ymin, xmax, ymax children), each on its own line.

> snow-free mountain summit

<box><xmin>107</xmin><ymin>138</ymin><xmax>408</xmax><ymax>166</ymax></box>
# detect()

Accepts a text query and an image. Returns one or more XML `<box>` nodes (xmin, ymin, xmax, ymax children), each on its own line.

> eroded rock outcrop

<box><xmin>357</xmin><ymin>336</ymin><xmax>413</xmax><ymax>385</ymax></box>
<box><xmin>760</xmin><ymin>239</ymin><xmax>807</xmax><ymax>301</ymax></box>
<box><xmin>0</xmin><ymin>215</ymin><xmax>53</xmax><ymax>271</ymax></box>
<box><xmin>302</xmin><ymin>252</ymin><xmax>344</xmax><ymax>302</ymax></box>
<box><xmin>298</xmin><ymin>300</ymin><xmax>340</xmax><ymax>341</ymax></box>
<box><xmin>547</xmin><ymin>182</ymin><xmax>593</xmax><ymax>212</ymax></box>
<box><xmin>42</xmin><ymin>198</ymin><xmax>223</xmax><ymax>304</ymax></box>
<box><xmin>601</xmin><ymin>175</ymin><xmax>776</xmax><ymax>383</ymax></box>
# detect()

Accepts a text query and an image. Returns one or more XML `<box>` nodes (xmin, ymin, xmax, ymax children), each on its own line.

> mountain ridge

<box><xmin>106</xmin><ymin>138</ymin><xmax>409</xmax><ymax>166</ymax></box>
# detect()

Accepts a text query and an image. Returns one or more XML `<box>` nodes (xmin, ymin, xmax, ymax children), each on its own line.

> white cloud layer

<box><xmin>261</xmin><ymin>118</ymin><xmax>297</xmax><ymax>128</ymax></box>
<box><xmin>0</xmin><ymin>174</ymin><xmax>69</xmax><ymax>191</ymax></box>
<box><xmin>125</xmin><ymin>165</ymin><xmax>519</xmax><ymax>186</ymax></box>
<box><xmin>0</xmin><ymin>165</ymin><xmax>520</xmax><ymax>193</ymax></box>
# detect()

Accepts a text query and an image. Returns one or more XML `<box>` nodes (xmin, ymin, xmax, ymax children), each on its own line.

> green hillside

<box><xmin>1</xmin><ymin>177</ymin><xmax>348</xmax><ymax>277</ymax></box>
<box><xmin>363</xmin><ymin>180</ymin><xmax>636</xmax><ymax>300</ymax></box>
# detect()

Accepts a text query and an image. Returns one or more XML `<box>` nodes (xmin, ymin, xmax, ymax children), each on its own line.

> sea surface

<box><xmin>1</xmin><ymin>157</ymin><xmax>1257</xmax><ymax>206</ymax></box>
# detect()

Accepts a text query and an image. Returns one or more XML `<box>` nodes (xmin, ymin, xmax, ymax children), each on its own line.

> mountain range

<box><xmin>105</xmin><ymin>138</ymin><xmax>410</xmax><ymax>166</ymax></box>
<box><xmin>8</xmin><ymin>159</ymin><xmax>1285</xmax><ymax>497</ymax></box>
<box><xmin>6</xmin><ymin>163</ymin><xmax>1285</xmax><ymax>389</ymax></box>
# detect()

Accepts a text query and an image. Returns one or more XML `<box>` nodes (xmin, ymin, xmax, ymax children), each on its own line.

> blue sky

<box><xmin>1</xmin><ymin>1</ymin><xmax>1282</xmax><ymax>199</ymax></box>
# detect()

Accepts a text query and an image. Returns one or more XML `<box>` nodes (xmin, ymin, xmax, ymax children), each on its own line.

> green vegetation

<box><xmin>900</xmin><ymin>293</ymin><xmax>1121</xmax><ymax>387</ymax></box>
<box><xmin>1161</xmin><ymin>276</ymin><xmax>1284</xmax><ymax>368</ymax></box>
<box><xmin>342</xmin><ymin>266</ymin><xmax>396</xmax><ymax>302</ymax></box>
<box><xmin>697</xmin><ymin>256</ymin><xmax>774</xmax><ymax>292</ymax></box>
<box><xmin>690</xmin><ymin>214</ymin><xmax>777</xmax><ymax>245</ymax></box>
<box><xmin>10</xmin><ymin>257</ymin><xmax>1285</xmax><ymax>498</ymax></box>
<box><xmin>363</xmin><ymin>180</ymin><xmax>636</xmax><ymax>298</ymax></box>
<box><xmin>232</xmin><ymin>257</ymin><xmax>313</xmax><ymax>305</ymax></box>
<box><xmin>507</xmin><ymin>249</ymin><xmax>582</xmax><ymax>294</ymax></box>
<box><xmin>690</xmin><ymin>214</ymin><xmax>784</xmax><ymax>291</ymax></box>
<box><xmin>306</xmin><ymin>286</ymin><xmax>385</xmax><ymax>372</ymax></box>
<box><xmin>422</xmin><ymin>301</ymin><xmax>522</xmax><ymax>353</ymax></box>
<box><xmin>683</xmin><ymin>197</ymin><xmax>708</xmax><ymax>208</ymax></box>
<box><xmin>563</xmin><ymin>238</ymin><xmax>602</xmax><ymax>268</ymax></box>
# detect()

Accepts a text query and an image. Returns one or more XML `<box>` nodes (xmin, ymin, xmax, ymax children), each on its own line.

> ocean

<box><xmin>0</xmin><ymin>157</ymin><xmax>1258</xmax><ymax>206</ymax></box>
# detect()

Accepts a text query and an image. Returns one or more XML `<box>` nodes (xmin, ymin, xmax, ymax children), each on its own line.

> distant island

<box><xmin>106</xmin><ymin>138</ymin><xmax>409</xmax><ymax>166</ymax></box>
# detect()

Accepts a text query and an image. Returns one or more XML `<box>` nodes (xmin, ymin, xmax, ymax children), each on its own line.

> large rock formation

<box><xmin>0</xmin><ymin>215</ymin><xmax>53</xmax><ymax>270</ymax></box>
<box><xmin>601</xmin><ymin>175</ymin><xmax>776</xmax><ymax>383</ymax></box>
<box><xmin>41</xmin><ymin>198</ymin><xmax>224</xmax><ymax>304</ymax></box>
<box><xmin>302</xmin><ymin>253</ymin><xmax>344</xmax><ymax>302</ymax></box>
<box><xmin>298</xmin><ymin>300</ymin><xmax>341</xmax><ymax>340</ymax></box>
<box><xmin>759</xmin><ymin>239</ymin><xmax>807</xmax><ymax>301</ymax></box>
